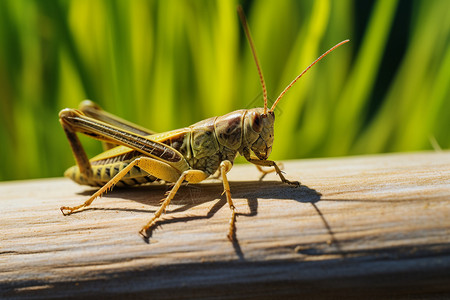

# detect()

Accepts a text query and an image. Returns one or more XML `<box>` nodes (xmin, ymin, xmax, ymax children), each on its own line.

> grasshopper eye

<box><xmin>252</xmin><ymin>113</ymin><xmax>263</xmax><ymax>133</ymax></box>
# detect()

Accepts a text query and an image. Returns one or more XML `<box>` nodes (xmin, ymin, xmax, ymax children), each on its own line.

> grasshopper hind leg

<box><xmin>60</xmin><ymin>157</ymin><xmax>182</xmax><ymax>215</ymax></box>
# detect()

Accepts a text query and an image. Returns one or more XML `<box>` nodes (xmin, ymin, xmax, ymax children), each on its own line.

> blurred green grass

<box><xmin>0</xmin><ymin>0</ymin><xmax>449</xmax><ymax>181</ymax></box>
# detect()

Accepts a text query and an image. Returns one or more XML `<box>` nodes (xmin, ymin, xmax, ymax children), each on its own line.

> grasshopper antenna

<box><xmin>238</xmin><ymin>5</ymin><xmax>268</xmax><ymax>115</ymax></box>
<box><xmin>270</xmin><ymin>39</ymin><xmax>350</xmax><ymax>112</ymax></box>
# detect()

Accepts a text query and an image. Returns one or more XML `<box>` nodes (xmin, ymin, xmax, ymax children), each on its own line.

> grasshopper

<box><xmin>59</xmin><ymin>7</ymin><xmax>349</xmax><ymax>240</ymax></box>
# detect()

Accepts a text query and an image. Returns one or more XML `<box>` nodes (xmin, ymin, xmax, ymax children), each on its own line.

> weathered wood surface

<box><xmin>1</xmin><ymin>151</ymin><xmax>450</xmax><ymax>299</ymax></box>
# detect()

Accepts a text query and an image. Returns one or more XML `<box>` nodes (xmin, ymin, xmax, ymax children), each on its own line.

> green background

<box><xmin>1</xmin><ymin>0</ymin><xmax>449</xmax><ymax>181</ymax></box>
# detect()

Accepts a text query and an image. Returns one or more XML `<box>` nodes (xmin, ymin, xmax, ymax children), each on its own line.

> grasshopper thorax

<box><xmin>213</xmin><ymin>107</ymin><xmax>274</xmax><ymax>161</ymax></box>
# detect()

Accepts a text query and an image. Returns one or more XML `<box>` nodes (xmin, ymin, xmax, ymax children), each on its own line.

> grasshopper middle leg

<box><xmin>219</xmin><ymin>160</ymin><xmax>238</xmax><ymax>241</ymax></box>
<box><xmin>139</xmin><ymin>169</ymin><xmax>208</xmax><ymax>238</ymax></box>
<box><xmin>140</xmin><ymin>160</ymin><xmax>238</xmax><ymax>241</ymax></box>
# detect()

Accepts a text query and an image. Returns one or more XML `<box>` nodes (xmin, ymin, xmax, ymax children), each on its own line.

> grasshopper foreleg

<box><xmin>248</xmin><ymin>159</ymin><xmax>300</xmax><ymax>187</ymax></box>
<box><xmin>255</xmin><ymin>162</ymin><xmax>285</xmax><ymax>180</ymax></box>
<box><xmin>241</xmin><ymin>148</ymin><xmax>299</xmax><ymax>186</ymax></box>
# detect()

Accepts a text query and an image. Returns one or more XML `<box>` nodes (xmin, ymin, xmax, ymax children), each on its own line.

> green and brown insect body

<box><xmin>59</xmin><ymin>6</ymin><xmax>348</xmax><ymax>240</ymax></box>
<box><xmin>65</xmin><ymin>107</ymin><xmax>274</xmax><ymax>187</ymax></box>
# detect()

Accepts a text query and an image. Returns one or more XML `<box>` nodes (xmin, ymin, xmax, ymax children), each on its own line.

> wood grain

<box><xmin>1</xmin><ymin>151</ymin><xmax>450</xmax><ymax>299</ymax></box>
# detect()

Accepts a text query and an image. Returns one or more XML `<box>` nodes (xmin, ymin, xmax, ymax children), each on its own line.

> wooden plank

<box><xmin>1</xmin><ymin>151</ymin><xmax>450</xmax><ymax>299</ymax></box>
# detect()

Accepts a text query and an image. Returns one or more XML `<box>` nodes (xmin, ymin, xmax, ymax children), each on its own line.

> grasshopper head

<box><xmin>243</xmin><ymin>108</ymin><xmax>275</xmax><ymax>160</ymax></box>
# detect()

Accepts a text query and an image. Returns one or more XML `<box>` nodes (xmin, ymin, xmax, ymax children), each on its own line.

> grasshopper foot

<box><xmin>227</xmin><ymin>229</ymin><xmax>236</xmax><ymax>242</ymax></box>
<box><xmin>284</xmin><ymin>179</ymin><xmax>300</xmax><ymax>187</ymax></box>
<box><xmin>60</xmin><ymin>206</ymin><xmax>76</xmax><ymax>216</ymax></box>
<box><xmin>139</xmin><ymin>228</ymin><xmax>151</xmax><ymax>241</ymax></box>
<box><xmin>226</xmin><ymin>207</ymin><xmax>237</xmax><ymax>242</ymax></box>
<box><xmin>139</xmin><ymin>221</ymin><xmax>157</xmax><ymax>240</ymax></box>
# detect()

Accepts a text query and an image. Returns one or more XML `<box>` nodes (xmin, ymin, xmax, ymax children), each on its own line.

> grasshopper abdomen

<box><xmin>65</xmin><ymin>153</ymin><xmax>158</xmax><ymax>187</ymax></box>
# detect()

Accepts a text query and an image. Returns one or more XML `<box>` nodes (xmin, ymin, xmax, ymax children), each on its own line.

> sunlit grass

<box><xmin>0</xmin><ymin>0</ymin><xmax>449</xmax><ymax>181</ymax></box>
